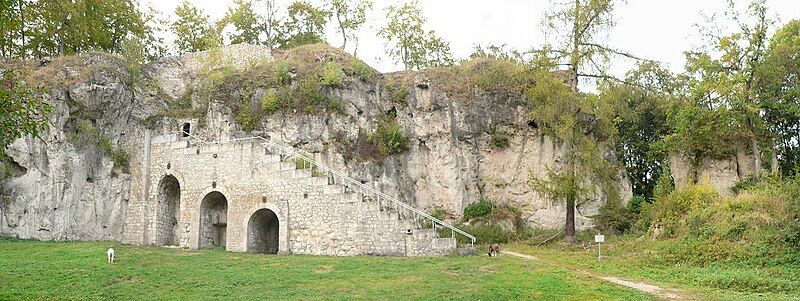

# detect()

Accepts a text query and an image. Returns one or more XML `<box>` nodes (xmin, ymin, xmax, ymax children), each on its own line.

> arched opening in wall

<box><xmin>246</xmin><ymin>209</ymin><xmax>279</xmax><ymax>254</ymax></box>
<box><xmin>199</xmin><ymin>191</ymin><xmax>228</xmax><ymax>249</ymax></box>
<box><xmin>155</xmin><ymin>175</ymin><xmax>181</xmax><ymax>246</ymax></box>
<box><xmin>181</xmin><ymin>123</ymin><xmax>191</xmax><ymax>137</ymax></box>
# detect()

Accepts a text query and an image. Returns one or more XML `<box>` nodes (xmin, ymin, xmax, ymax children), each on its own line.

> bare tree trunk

<box><xmin>748</xmin><ymin>118</ymin><xmax>762</xmax><ymax>178</ymax></box>
<box><xmin>336</xmin><ymin>14</ymin><xmax>347</xmax><ymax>50</ymax></box>
<box><xmin>771</xmin><ymin>146</ymin><xmax>780</xmax><ymax>176</ymax></box>
<box><xmin>19</xmin><ymin>0</ymin><xmax>25</xmax><ymax>58</ymax></box>
<box><xmin>563</xmin><ymin>0</ymin><xmax>581</xmax><ymax>244</ymax></box>
<box><xmin>565</xmin><ymin>189</ymin><xmax>576</xmax><ymax>243</ymax></box>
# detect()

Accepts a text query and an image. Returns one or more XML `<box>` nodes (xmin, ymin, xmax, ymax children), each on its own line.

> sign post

<box><xmin>594</xmin><ymin>234</ymin><xmax>605</xmax><ymax>260</ymax></box>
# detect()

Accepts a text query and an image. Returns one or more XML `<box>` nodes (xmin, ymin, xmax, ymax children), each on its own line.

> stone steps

<box><xmin>265</xmin><ymin>146</ymin><xmax>459</xmax><ymax>254</ymax></box>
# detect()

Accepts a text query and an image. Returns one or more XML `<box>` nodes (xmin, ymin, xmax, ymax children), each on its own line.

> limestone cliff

<box><xmin>1</xmin><ymin>44</ymin><xmax>631</xmax><ymax>242</ymax></box>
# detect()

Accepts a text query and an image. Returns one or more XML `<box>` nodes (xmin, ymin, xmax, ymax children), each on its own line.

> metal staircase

<box><xmin>184</xmin><ymin>133</ymin><xmax>477</xmax><ymax>246</ymax></box>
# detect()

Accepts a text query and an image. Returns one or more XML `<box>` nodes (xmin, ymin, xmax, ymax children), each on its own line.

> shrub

<box><xmin>385</xmin><ymin>80</ymin><xmax>408</xmax><ymax>104</ymax></box>
<box><xmin>461</xmin><ymin>224</ymin><xmax>513</xmax><ymax>244</ymax></box>
<box><xmin>644</xmin><ymin>184</ymin><xmax>717</xmax><ymax>237</ymax></box>
<box><xmin>652</xmin><ymin>164</ymin><xmax>675</xmax><ymax>200</ymax></box>
<box><xmin>489</xmin><ymin>128</ymin><xmax>510</xmax><ymax>149</ymax></box>
<box><xmin>370</xmin><ymin>116</ymin><xmax>409</xmax><ymax>157</ymax></box>
<box><xmin>67</xmin><ymin>119</ymin><xmax>130</xmax><ymax>173</ymax></box>
<box><xmin>327</xmin><ymin>97</ymin><xmax>344</xmax><ymax>113</ymax></box>
<box><xmin>261</xmin><ymin>89</ymin><xmax>280</xmax><ymax>114</ymax></box>
<box><xmin>466</xmin><ymin>58</ymin><xmax>532</xmax><ymax>94</ymax></box>
<box><xmin>274</xmin><ymin>60</ymin><xmax>291</xmax><ymax>87</ymax></box>
<box><xmin>594</xmin><ymin>197</ymin><xmax>632</xmax><ymax>234</ymax></box>
<box><xmin>429</xmin><ymin>205</ymin><xmax>446</xmax><ymax>220</ymax></box>
<box><xmin>463</xmin><ymin>199</ymin><xmax>493</xmax><ymax>221</ymax></box>
<box><xmin>350</xmin><ymin>58</ymin><xmax>374</xmax><ymax>81</ymax></box>
<box><xmin>111</xmin><ymin>149</ymin><xmax>130</xmax><ymax>173</ymax></box>
<box><xmin>297</xmin><ymin>77</ymin><xmax>324</xmax><ymax>103</ymax></box>
<box><xmin>638</xmin><ymin>178</ymin><xmax>800</xmax><ymax>266</ymax></box>
<box><xmin>320</xmin><ymin>61</ymin><xmax>345</xmax><ymax>87</ymax></box>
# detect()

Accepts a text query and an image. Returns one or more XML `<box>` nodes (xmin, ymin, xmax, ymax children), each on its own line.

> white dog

<box><xmin>107</xmin><ymin>248</ymin><xmax>115</xmax><ymax>263</ymax></box>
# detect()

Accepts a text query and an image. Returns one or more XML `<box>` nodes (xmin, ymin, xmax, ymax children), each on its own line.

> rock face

<box><xmin>1</xmin><ymin>44</ymin><xmax>632</xmax><ymax>251</ymax></box>
<box><xmin>669</xmin><ymin>144</ymin><xmax>763</xmax><ymax>196</ymax></box>
<box><xmin>0</xmin><ymin>54</ymin><xmax>136</xmax><ymax>241</ymax></box>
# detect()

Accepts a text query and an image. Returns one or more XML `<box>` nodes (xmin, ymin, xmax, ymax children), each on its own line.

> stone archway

<box><xmin>247</xmin><ymin>209</ymin><xmax>279</xmax><ymax>254</ymax></box>
<box><xmin>155</xmin><ymin>175</ymin><xmax>181</xmax><ymax>246</ymax></box>
<box><xmin>199</xmin><ymin>191</ymin><xmax>228</xmax><ymax>249</ymax></box>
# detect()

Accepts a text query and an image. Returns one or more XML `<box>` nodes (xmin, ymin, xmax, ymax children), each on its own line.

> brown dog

<box><xmin>488</xmin><ymin>244</ymin><xmax>500</xmax><ymax>257</ymax></box>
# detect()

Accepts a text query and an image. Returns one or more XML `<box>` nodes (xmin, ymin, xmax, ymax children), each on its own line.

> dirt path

<box><xmin>504</xmin><ymin>250</ymin><xmax>685</xmax><ymax>300</ymax></box>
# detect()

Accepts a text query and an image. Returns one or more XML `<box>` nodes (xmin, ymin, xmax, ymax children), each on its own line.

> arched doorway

<box><xmin>199</xmin><ymin>191</ymin><xmax>228</xmax><ymax>249</ymax></box>
<box><xmin>247</xmin><ymin>209</ymin><xmax>279</xmax><ymax>254</ymax></box>
<box><xmin>155</xmin><ymin>175</ymin><xmax>180</xmax><ymax>246</ymax></box>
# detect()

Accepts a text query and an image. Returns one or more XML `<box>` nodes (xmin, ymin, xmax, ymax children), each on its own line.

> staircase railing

<box><xmin>182</xmin><ymin>132</ymin><xmax>476</xmax><ymax>245</ymax></box>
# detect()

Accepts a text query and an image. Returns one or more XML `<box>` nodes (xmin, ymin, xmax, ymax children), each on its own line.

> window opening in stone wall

<box><xmin>181</xmin><ymin>123</ymin><xmax>191</xmax><ymax>137</ymax></box>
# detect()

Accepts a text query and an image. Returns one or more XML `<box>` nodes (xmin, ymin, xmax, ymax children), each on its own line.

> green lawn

<box><xmin>0</xmin><ymin>238</ymin><xmax>651</xmax><ymax>300</ymax></box>
<box><xmin>510</xmin><ymin>234</ymin><xmax>800</xmax><ymax>301</ymax></box>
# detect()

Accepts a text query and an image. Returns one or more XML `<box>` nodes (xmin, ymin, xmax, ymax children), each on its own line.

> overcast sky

<box><xmin>142</xmin><ymin>0</ymin><xmax>800</xmax><ymax>79</ymax></box>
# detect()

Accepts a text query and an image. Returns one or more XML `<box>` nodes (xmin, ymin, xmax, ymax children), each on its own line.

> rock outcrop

<box><xmin>669</xmin><ymin>144</ymin><xmax>764</xmax><ymax>196</ymax></box>
<box><xmin>1</xmin><ymin>44</ymin><xmax>632</xmax><ymax>243</ymax></box>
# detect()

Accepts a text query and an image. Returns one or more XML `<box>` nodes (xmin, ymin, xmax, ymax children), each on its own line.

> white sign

<box><xmin>595</xmin><ymin>234</ymin><xmax>605</xmax><ymax>243</ymax></box>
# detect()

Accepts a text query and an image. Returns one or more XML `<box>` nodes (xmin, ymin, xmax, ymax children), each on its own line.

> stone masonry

<box><xmin>132</xmin><ymin>125</ymin><xmax>455</xmax><ymax>256</ymax></box>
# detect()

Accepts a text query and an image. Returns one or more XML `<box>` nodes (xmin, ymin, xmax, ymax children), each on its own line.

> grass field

<box><xmin>0</xmin><ymin>238</ymin><xmax>652</xmax><ymax>300</ymax></box>
<box><xmin>509</xmin><ymin>233</ymin><xmax>800</xmax><ymax>301</ymax></box>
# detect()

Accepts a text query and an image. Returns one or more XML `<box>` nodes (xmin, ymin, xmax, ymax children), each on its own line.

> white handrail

<box><xmin>183</xmin><ymin>132</ymin><xmax>476</xmax><ymax>245</ymax></box>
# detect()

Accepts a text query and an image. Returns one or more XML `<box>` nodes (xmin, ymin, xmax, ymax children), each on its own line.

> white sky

<box><xmin>142</xmin><ymin>0</ymin><xmax>800</xmax><ymax>79</ymax></box>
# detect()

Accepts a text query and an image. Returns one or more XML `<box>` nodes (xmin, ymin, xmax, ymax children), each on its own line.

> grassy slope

<box><xmin>0</xmin><ymin>238</ymin><xmax>650</xmax><ymax>300</ymax></box>
<box><xmin>510</xmin><ymin>234</ymin><xmax>800</xmax><ymax>301</ymax></box>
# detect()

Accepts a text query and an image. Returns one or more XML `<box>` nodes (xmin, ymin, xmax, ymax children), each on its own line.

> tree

<box><xmin>379</xmin><ymin>1</ymin><xmax>453</xmax><ymax>70</ymax></box>
<box><xmin>224</xmin><ymin>0</ymin><xmax>262</xmax><ymax>45</ymax></box>
<box><xmin>279</xmin><ymin>1</ymin><xmax>330</xmax><ymax>48</ymax></box>
<box><xmin>0</xmin><ymin>0</ymin><xmax>27</xmax><ymax>58</ymax></box>
<box><xmin>527</xmin><ymin>60</ymin><xmax>620</xmax><ymax>243</ymax></box>
<box><xmin>139</xmin><ymin>5</ymin><xmax>169</xmax><ymax>61</ymax></box>
<box><xmin>0</xmin><ymin>70</ymin><xmax>51</xmax><ymax>156</ymax></box>
<box><xmin>259</xmin><ymin>0</ymin><xmax>282</xmax><ymax>50</ymax></box>
<box><xmin>601</xmin><ymin>62</ymin><xmax>675</xmax><ymax>199</ymax></box>
<box><xmin>683</xmin><ymin>0</ymin><xmax>773</xmax><ymax>179</ymax></box>
<box><xmin>172</xmin><ymin>1</ymin><xmax>221</xmax><ymax>54</ymax></box>
<box><xmin>326</xmin><ymin>0</ymin><xmax>372</xmax><ymax>54</ymax></box>
<box><xmin>20</xmin><ymin>0</ymin><xmax>147</xmax><ymax>58</ymax></box>
<box><xmin>758</xmin><ymin>19</ymin><xmax>800</xmax><ymax>176</ymax></box>
<box><xmin>543</xmin><ymin>0</ymin><xmax>646</xmax><ymax>91</ymax></box>
<box><xmin>532</xmin><ymin>0</ymin><xmax>636</xmax><ymax>243</ymax></box>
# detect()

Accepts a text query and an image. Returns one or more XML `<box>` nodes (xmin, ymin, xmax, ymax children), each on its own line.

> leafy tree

<box><xmin>223</xmin><ymin>0</ymin><xmax>262</xmax><ymax>45</ymax></box>
<box><xmin>0</xmin><ymin>0</ymin><xmax>27</xmax><ymax>58</ymax></box>
<box><xmin>758</xmin><ymin>19</ymin><xmax>800</xmax><ymax>176</ymax></box>
<box><xmin>139</xmin><ymin>5</ymin><xmax>169</xmax><ymax>61</ymax></box>
<box><xmin>663</xmin><ymin>100</ymin><xmax>741</xmax><ymax>180</ymax></box>
<box><xmin>379</xmin><ymin>1</ymin><xmax>453</xmax><ymax>70</ymax></box>
<box><xmin>172</xmin><ymin>1</ymin><xmax>221</xmax><ymax>54</ymax></box>
<box><xmin>531</xmin><ymin>0</ymin><xmax>634</xmax><ymax>242</ymax></box>
<box><xmin>0</xmin><ymin>70</ymin><xmax>51</xmax><ymax>155</ymax></box>
<box><xmin>602</xmin><ymin>62</ymin><xmax>675</xmax><ymax>199</ymax></box>
<box><xmin>20</xmin><ymin>0</ymin><xmax>147</xmax><ymax>57</ymax></box>
<box><xmin>326</xmin><ymin>0</ymin><xmax>372</xmax><ymax>54</ymax></box>
<box><xmin>279</xmin><ymin>0</ymin><xmax>330</xmax><ymax>48</ymax></box>
<box><xmin>682</xmin><ymin>0</ymin><xmax>773</xmax><ymax>178</ymax></box>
